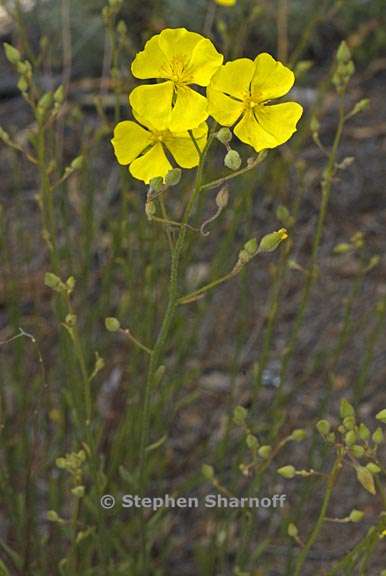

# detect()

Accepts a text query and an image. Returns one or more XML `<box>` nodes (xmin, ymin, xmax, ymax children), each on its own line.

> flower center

<box><xmin>167</xmin><ymin>56</ymin><xmax>193</xmax><ymax>85</ymax></box>
<box><xmin>242</xmin><ymin>90</ymin><xmax>263</xmax><ymax>111</ymax></box>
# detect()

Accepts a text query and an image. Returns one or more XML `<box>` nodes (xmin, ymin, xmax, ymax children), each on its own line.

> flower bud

<box><xmin>44</xmin><ymin>272</ymin><xmax>65</xmax><ymax>293</ymax></box>
<box><xmin>345</xmin><ymin>430</ymin><xmax>356</xmax><ymax>446</ymax></box>
<box><xmin>202</xmin><ymin>464</ymin><xmax>215</xmax><ymax>480</ymax></box>
<box><xmin>216</xmin><ymin>127</ymin><xmax>232</xmax><ymax>144</ymax></box>
<box><xmin>372</xmin><ymin>427</ymin><xmax>384</xmax><ymax>444</ymax></box>
<box><xmin>349</xmin><ymin>509</ymin><xmax>364</xmax><ymax>523</ymax></box>
<box><xmin>54</xmin><ymin>85</ymin><xmax>64</xmax><ymax>104</ymax></box>
<box><xmin>290</xmin><ymin>429</ymin><xmax>307</xmax><ymax>442</ymax></box>
<box><xmin>224</xmin><ymin>149</ymin><xmax>241</xmax><ymax>171</ymax></box>
<box><xmin>233</xmin><ymin>405</ymin><xmax>247</xmax><ymax>425</ymax></box>
<box><xmin>340</xmin><ymin>399</ymin><xmax>354</xmax><ymax>419</ymax></box>
<box><xmin>366</xmin><ymin>463</ymin><xmax>380</xmax><ymax>474</ymax></box>
<box><xmin>336</xmin><ymin>41</ymin><xmax>351</xmax><ymax>64</ymax></box>
<box><xmin>343</xmin><ymin>416</ymin><xmax>355</xmax><ymax>430</ymax></box>
<box><xmin>358</xmin><ymin>423</ymin><xmax>370</xmax><ymax>440</ymax></box>
<box><xmin>277</xmin><ymin>465</ymin><xmax>296</xmax><ymax>479</ymax></box>
<box><xmin>258</xmin><ymin>445</ymin><xmax>271</xmax><ymax>459</ymax></box>
<box><xmin>316</xmin><ymin>419</ymin><xmax>331</xmax><ymax>435</ymax></box>
<box><xmin>258</xmin><ymin>228</ymin><xmax>288</xmax><ymax>253</ymax></box>
<box><xmin>71</xmin><ymin>485</ymin><xmax>85</xmax><ymax>498</ymax></box>
<box><xmin>246</xmin><ymin>434</ymin><xmax>258</xmax><ymax>449</ymax></box>
<box><xmin>165</xmin><ymin>168</ymin><xmax>182</xmax><ymax>187</ymax></box>
<box><xmin>351</xmin><ymin>445</ymin><xmax>364</xmax><ymax>458</ymax></box>
<box><xmin>105</xmin><ymin>317</ymin><xmax>120</xmax><ymax>332</ymax></box>
<box><xmin>4</xmin><ymin>43</ymin><xmax>21</xmax><ymax>64</ymax></box>
<box><xmin>288</xmin><ymin>523</ymin><xmax>298</xmax><ymax>537</ymax></box>
<box><xmin>244</xmin><ymin>238</ymin><xmax>257</xmax><ymax>256</ymax></box>
<box><xmin>375</xmin><ymin>409</ymin><xmax>386</xmax><ymax>424</ymax></box>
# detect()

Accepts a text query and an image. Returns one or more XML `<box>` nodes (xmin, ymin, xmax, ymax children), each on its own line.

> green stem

<box><xmin>294</xmin><ymin>452</ymin><xmax>343</xmax><ymax>576</ymax></box>
<box><xmin>200</xmin><ymin>152</ymin><xmax>266</xmax><ymax>191</ymax></box>
<box><xmin>137</xmin><ymin>136</ymin><xmax>211</xmax><ymax>572</ymax></box>
<box><xmin>178</xmin><ymin>270</ymin><xmax>237</xmax><ymax>304</ymax></box>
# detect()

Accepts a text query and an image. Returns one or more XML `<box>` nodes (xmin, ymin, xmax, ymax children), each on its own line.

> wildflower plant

<box><xmin>109</xmin><ymin>26</ymin><xmax>302</xmax><ymax>567</ymax></box>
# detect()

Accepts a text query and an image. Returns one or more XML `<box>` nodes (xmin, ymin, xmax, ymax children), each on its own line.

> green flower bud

<box><xmin>258</xmin><ymin>445</ymin><xmax>271</xmax><ymax>459</ymax></box>
<box><xmin>355</xmin><ymin>465</ymin><xmax>376</xmax><ymax>495</ymax></box>
<box><xmin>340</xmin><ymin>399</ymin><xmax>354</xmax><ymax>419</ymax></box>
<box><xmin>336</xmin><ymin>41</ymin><xmax>351</xmax><ymax>64</ymax></box>
<box><xmin>246</xmin><ymin>434</ymin><xmax>258</xmax><ymax>449</ymax></box>
<box><xmin>290</xmin><ymin>429</ymin><xmax>307</xmax><ymax>442</ymax></box>
<box><xmin>327</xmin><ymin>432</ymin><xmax>336</xmax><ymax>443</ymax></box>
<box><xmin>375</xmin><ymin>409</ymin><xmax>386</xmax><ymax>424</ymax></box>
<box><xmin>345</xmin><ymin>430</ymin><xmax>356</xmax><ymax>446</ymax></box>
<box><xmin>202</xmin><ymin>464</ymin><xmax>215</xmax><ymax>480</ymax></box>
<box><xmin>343</xmin><ymin>416</ymin><xmax>356</xmax><ymax>430</ymax></box>
<box><xmin>216</xmin><ymin>127</ymin><xmax>232</xmax><ymax>145</ymax></box>
<box><xmin>334</xmin><ymin>242</ymin><xmax>351</xmax><ymax>255</ymax></box>
<box><xmin>233</xmin><ymin>405</ymin><xmax>247</xmax><ymax>425</ymax></box>
<box><xmin>71</xmin><ymin>485</ymin><xmax>85</xmax><ymax>498</ymax></box>
<box><xmin>316</xmin><ymin>419</ymin><xmax>331</xmax><ymax>435</ymax></box>
<box><xmin>349</xmin><ymin>509</ymin><xmax>364</xmax><ymax>523</ymax></box>
<box><xmin>17</xmin><ymin>76</ymin><xmax>28</xmax><ymax>93</ymax></box>
<box><xmin>258</xmin><ymin>228</ymin><xmax>288</xmax><ymax>253</ymax></box>
<box><xmin>277</xmin><ymin>465</ymin><xmax>296</xmax><ymax>479</ymax></box>
<box><xmin>70</xmin><ymin>156</ymin><xmax>84</xmax><ymax>171</ymax></box>
<box><xmin>351</xmin><ymin>445</ymin><xmax>364</xmax><ymax>458</ymax></box>
<box><xmin>47</xmin><ymin>510</ymin><xmax>65</xmax><ymax>523</ymax></box>
<box><xmin>38</xmin><ymin>92</ymin><xmax>54</xmax><ymax>112</ymax></box>
<box><xmin>287</xmin><ymin>523</ymin><xmax>298</xmax><ymax>537</ymax></box>
<box><xmin>54</xmin><ymin>85</ymin><xmax>64</xmax><ymax>104</ymax></box>
<box><xmin>4</xmin><ymin>43</ymin><xmax>21</xmax><ymax>64</ymax></box>
<box><xmin>44</xmin><ymin>272</ymin><xmax>65</xmax><ymax>292</ymax></box>
<box><xmin>350</xmin><ymin>99</ymin><xmax>370</xmax><ymax>117</ymax></box>
<box><xmin>105</xmin><ymin>317</ymin><xmax>120</xmax><ymax>332</ymax></box>
<box><xmin>165</xmin><ymin>168</ymin><xmax>182</xmax><ymax>187</ymax></box>
<box><xmin>244</xmin><ymin>238</ymin><xmax>257</xmax><ymax>256</ymax></box>
<box><xmin>372</xmin><ymin>427</ymin><xmax>384</xmax><ymax>444</ymax></box>
<box><xmin>224</xmin><ymin>149</ymin><xmax>241</xmax><ymax>171</ymax></box>
<box><xmin>366</xmin><ymin>463</ymin><xmax>381</xmax><ymax>474</ymax></box>
<box><xmin>358</xmin><ymin>423</ymin><xmax>370</xmax><ymax>441</ymax></box>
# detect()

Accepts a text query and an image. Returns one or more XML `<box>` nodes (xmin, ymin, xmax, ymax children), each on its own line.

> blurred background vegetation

<box><xmin>0</xmin><ymin>0</ymin><xmax>386</xmax><ymax>575</ymax></box>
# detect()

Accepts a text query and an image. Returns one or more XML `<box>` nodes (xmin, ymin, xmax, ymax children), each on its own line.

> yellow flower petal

<box><xmin>215</xmin><ymin>0</ymin><xmax>237</xmax><ymax>5</ymax></box>
<box><xmin>129</xmin><ymin>82</ymin><xmax>174</xmax><ymax>132</ymax></box>
<box><xmin>188</xmin><ymin>38</ymin><xmax>223</xmax><ymax>86</ymax></box>
<box><xmin>234</xmin><ymin>102</ymin><xmax>303</xmax><ymax>152</ymax></box>
<box><xmin>129</xmin><ymin>142</ymin><xmax>172</xmax><ymax>184</ymax></box>
<box><xmin>111</xmin><ymin>121</ymin><xmax>152</xmax><ymax>165</ymax></box>
<box><xmin>207</xmin><ymin>84</ymin><xmax>244</xmax><ymax>126</ymax></box>
<box><xmin>165</xmin><ymin>122</ymin><xmax>208</xmax><ymax>168</ymax></box>
<box><xmin>131</xmin><ymin>34</ymin><xmax>169</xmax><ymax>79</ymax></box>
<box><xmin>158</xmin><ymin>28</ymin><xmax>204</xmax><ymax>66</ymax></box>
<box><xmin>169</xmin><ymin>85</ymin><xmax>208</xmax><ymax>132</ymax></box>
<box><xmin>251</xmin><ymin>53</ymin><xmax>295</xmax><ymax>101</ymax></box>
<box><xmin>209</xmin><ymin>59</ymin><xmax>255</xmax><ymax>99</ymax></box>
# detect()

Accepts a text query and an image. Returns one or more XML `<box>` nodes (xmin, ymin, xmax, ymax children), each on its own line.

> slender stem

<box><xmin>137</xmin><ymin>136</ymin><xmax>211</xmax><ymax>572</ymax></box>
<box><xmin>200</xmin><ymin>153</ymin><xmax>266</xmax><ymax>191</ymax></box>
<box><xmin>121</xmin><ymin>328</ymin><xmax>152</xmax><ymax>355</ymax></box>
<box><xmin>294</xmin><ymin>452</ymin><xmax>343</xmax><ymax>575</ymax></box>
<box><xmin>178</xmin><ymin>270</ymin><xmax>237</xmax><ymax>304</ymax></box>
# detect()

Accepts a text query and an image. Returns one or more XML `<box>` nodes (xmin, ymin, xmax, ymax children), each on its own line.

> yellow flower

<box><xmin>207</xmin><ymin>53</ymin><xmax>303</xmax><ymax>152</ymax></box>
<box><xmin>111</xmin><ymin>104</ymin><xmax>208</xmax><ymax>184</ymax></box>
<box><xmin>215</xmin><ymin>0</ymin><xmax>237</xmax><ymax>5</ymax></box>
<box><xmin>130</xmin><ymin>28</ymin><xmax>223</xmax><ymax>132</ymax></box>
